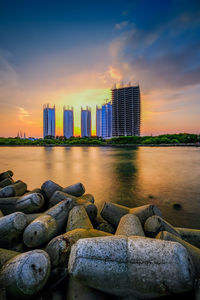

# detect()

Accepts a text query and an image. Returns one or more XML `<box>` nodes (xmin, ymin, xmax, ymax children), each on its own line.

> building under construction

<box><xmin>112</xmin><ymin>84</ymin><xmax>141</xmax><ymax>137</ymax></box>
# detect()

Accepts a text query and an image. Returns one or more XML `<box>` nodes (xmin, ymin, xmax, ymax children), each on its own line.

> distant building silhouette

<box><xmin>43</xmin><ymin>104</ymin><xmax>56</xmax><ymax>138</ymax></box>
<box><xmin>102</xmin><ymin>101</ymin><xmax>112</xmax><ymax>138</ymax></box>
<box><xmin>63</xmin><ymin>106</ymin><xmax>74</xmax><ymax>138</ymax></box>
<box><xmin>96</xmin><ymin>106</ymin><xmax>102</xmax><ymax>137</ymax></box>
<box><xmin>112</xmin><ymin>84</ymin><xmax>140</xmax><ymax>136</ymax></box>
<box><xmin>81</xmin><ymin>106</ymin><xmax>91</xmax><ymax>137</ymax></box>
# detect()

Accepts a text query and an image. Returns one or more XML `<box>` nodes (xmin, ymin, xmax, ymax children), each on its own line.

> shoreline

<box><xmin>0</xmin><ymin>143</ymin><xmax>199</xmax><ymax>147</ymax></box>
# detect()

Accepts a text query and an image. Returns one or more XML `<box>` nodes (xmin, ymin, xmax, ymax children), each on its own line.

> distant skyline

<box><xmin>0</xmin><ymin>0</ymin><xmax>200</xmax><ymax>137</ymax></box>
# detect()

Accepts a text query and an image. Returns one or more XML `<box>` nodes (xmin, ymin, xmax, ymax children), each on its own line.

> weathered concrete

<box><xmin>0</xmin><ymin>170</ymin><xmax>13</xmax><ymax>181</ymax></box>
<box><xmin>0</xmin><ymin>250</ymin><xmax>51</xmax><ymax>297</ymax></box>
<box><xmin>0</xmin><ymin>248</ymin><xmax>19</xmax><ymax>269</ymax></box>
<box><xmin>23</xmin><ymin>199</ymin><xmax>74</xmax><ymax>248</ymax></box>
<box><xmin>66</xmin><ymin>206</ymin><xmax>93</xmax><ymax>231</ymax></box>
<box><xmin>69</xmin><ymin>236</ymin><xmax>195</xmax><ymax>299</ymax></box>
<box><xmin>0</xmin><ymin>177</ymin><xmax>14</xmax><ymax>188</ymax></box>
<box><xmin>144</xmin><ymin>215</ymin><xmax>181</xmax><ymax>238</ymax></box>
<box><xmin>101</xmin><ymin>202</ymin><xmax>161</xmax><ymax>227</ymax></box>
<box><xmin>175</xmin><ymin>227</ymin><xmax>200</xmax><ymax>248</ymax></box>
<box><xmin>63</xmin><ymin>182</ymin><xmax>85</xmax><ymax>197</ymax></box>
<box><xmin>0</xmin><ymin>180</ymin><xmax>27</xmax><ymax>198</ymax></box>
<box><xmin>0</xmin><ymin>193</ymin><xmax>44</xmax><ymax>215</ymax></box>
<box><xmin>66</xmin><ymin>276</ymin><xmax>111</xmax><ymax>300</ymax></box>
<box><xmin>46</xmin><ymin>228</ymin><xmax>111</xmax><ymax>268</ymax></box>
<box><xmin>156</xmin><ymin>230</ymin><xmax>200</xmax><ymax>278</ymax></box>
<box><xmin>0</xmin><ymin>212</ymin><xmax>27</xmax><ymax>248</ymax></box>
<box><xmin>115</xmin><ymin>214</ymin><xmax>145</xmax><ymax>237</ymax></box>
<box><xmin>41</xmin><ymin>180</ymin><xmax>63</xmax><ymax>200</ymax></box>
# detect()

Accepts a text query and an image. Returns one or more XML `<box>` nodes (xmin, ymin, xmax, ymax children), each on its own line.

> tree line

<box><xmin>0</xmin><ymin>133</ymin><xmax>199</xmax><ymax>145</ymax></box>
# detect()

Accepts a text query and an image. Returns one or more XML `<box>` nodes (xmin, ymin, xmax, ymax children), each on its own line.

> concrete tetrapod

<box><xmin>156</xmin><ymin>231</ymin><xmax>200</xmax><ymax>278</ymax></box>
<box><xmin>0</xmin><ymin>177</ymin><xmax>14</xmax><ymax>188</ymax></box>
<box><xmin>0</xmin><ymin>170</ymin><xmax>13</xmax><ymax>181</ymax></box>
<box><xmin>66</xmin><ymin>206</ymin><xmax>93</xmax><ymax>231</ymax></box>
<box><xmin>115</xmin><ymin>214</ymin><xmax>145</xmax><ymax>237</ymax></box>
<box><xmin>49</xmin><ymin>191</ymin><xmax>76</xmax><ymax>207</ymax></box>
<box><xmin>49</xmin><ymin>191</ymin><xmax>97</xmax><ymax>221</ymax></box>
<box><xmin>41</xmin><ymin>180</ymin><xmax>85</xmax><ymax>200</ymax></box>
<box><xmin>46</xmin><ymin>228</ymin><xmax>112</xmax><ymax>268</ymax></box>
<box><xmin>63</xmin><ymin>182</ymin><xmax>85</xmax><ymax>197</ymax></box>
<box><xmin>68</xmin><ymin>236</ymin><xmax>195</xmax><ymax>299</ymax></box>
<box><xmin>0</xmin><ymin>250</ymin><xmax>51</xmax><ymax>298</ymax></box>
<box><xmin>101</xmin><ymin>202</ymin><xmax>162</xmax><ymax>227</ymax></box>
<box><xmin>23</xmin><ymin>199</ymin><xmax>74</xmax><ymax>248</ymax></box>
<box><xmin>175</xmin><ymin>227</ymin><xmax>200</xmax><ymax>248</ymax></box>
<box><xmin>0</xmin><ymin>193</ymin><xmax>44</xmax><ymax>215</ymax></box>
<box><xmin>144</xmin><ymin>215</ymin><xmax>181</xmax><ymax>238</ymax></box>
<box><xmin>92</xmin><ymin>215</ymin><xmax>115</xmax><ymax>234</ymax></box>
<box><xmin>0</xmin><ymin>180</ymin><xmax>27</xmax><ymax>198</ymax></box>
<box><xmin>0</xmin><ymin>212</ymin><xmax>27</xmax><ymax>248</ymax></box>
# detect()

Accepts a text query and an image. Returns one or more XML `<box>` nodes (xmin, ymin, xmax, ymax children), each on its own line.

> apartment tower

<box><xmin>43</xmin><ymin>104</ymin><xmax>56</xmax><ymax>138</ymax></box>
<box><xmin>102</xmin><ymin>101</ymin><xmax>112</xmax><ymax>138</ymax></box>
<box><xmin>112</xmin><ymin>84</ymin><xmax>140</xmax><ymax>136</ymax></box>
<box><xmin>63</xmin><ymin>106</ymin><xmax>74</xmax><ymax>138</ymax></box>
<box><xmin>81</xmin><ymin>106</ymin><xmax>91</xmax><ymax>137</ymax></box>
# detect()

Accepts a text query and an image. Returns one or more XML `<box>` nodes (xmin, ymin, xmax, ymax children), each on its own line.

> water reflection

<box><xmin>0</xmin><ymin>146</ymin><xmax>199</xmax><ymax>228</ymax></box>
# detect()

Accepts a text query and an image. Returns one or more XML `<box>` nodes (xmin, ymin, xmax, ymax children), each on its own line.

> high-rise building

<box><xmin>96</xmin><ymin>106</ymin><xmax>102</xmax><ymax>137</ymax></box>
<box><xmin>43</xmin><ymin>104</ymin><xmax>56</xmax><ymax>138</ymax></box>
<box><xmin>102</xmin><ymin>101</ymin><xmax>112</xmax><ymax>138</ymax></box>
<box><xmin>63</xmin><ymin>106</ymin><xmax>74</xmax><ymax>138</ymax></box>
<box><xmin>81</xmin><ymin>106</ymin><xmax>91</xmax><ymax>137</ymax></box>
<box><xmin>112</xmin><ymin>84</ymin><xmax>140</xmax><ymax>136</ymax></box>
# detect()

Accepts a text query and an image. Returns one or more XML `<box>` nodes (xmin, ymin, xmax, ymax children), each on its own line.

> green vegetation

<box><xmin>0</xmin><ymin>133</ymin><xmax>199</xmax><ymax>146</ymax></box>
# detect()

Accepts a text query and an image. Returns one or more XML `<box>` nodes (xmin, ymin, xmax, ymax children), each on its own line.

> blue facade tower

<box><xmin>43</xmin><ymin>104</ymin><xmax>56</xmax><ymax>138</ymax></box>
<box><xmin>81</xmin><ymin>107</ymin><xmax>91</xmax><ymax>137</ymax></box>
<box><xmin>63</xmin><ymin>106</ymin><xmax>74</xmax><ymax>138</ymax></box>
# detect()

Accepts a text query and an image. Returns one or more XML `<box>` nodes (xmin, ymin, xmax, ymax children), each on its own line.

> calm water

<box><xmin>0</xmin><ymin>146</ymin><xmax>200</xmax><ymax>229</ymax></box>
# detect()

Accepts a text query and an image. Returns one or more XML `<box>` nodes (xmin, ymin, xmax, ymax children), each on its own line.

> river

<box><xmin>0</xmin><ymin>146</ymin><xmax>200</xmax><ymax>229</ymax></box>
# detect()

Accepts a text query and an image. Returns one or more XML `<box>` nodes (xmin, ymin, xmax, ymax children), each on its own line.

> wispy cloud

<box><xmin>115</xmin><ymin>21</ymin><xmax>129</xmax><ymax>30</ymax></box>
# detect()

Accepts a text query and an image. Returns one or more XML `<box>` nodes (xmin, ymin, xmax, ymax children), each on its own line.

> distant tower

<box><xmin>81</xmin><ymin>106</ymin><xmax>91</xmax><ymax>137</ymax></box>
<box><xmin>112</xmin><ymin>84</ymin><xmax>141</xmax><ymax>136</ymax></box>
<box><xmin>96</xmin><ymin>106</ymin><xmax>102</xmax><ymax>137</ymax></box>
<box><xmin>43</xmin><ymin>104</ymin><xmax>56</xmax><ymax>138</ymax></box>
<box><xmin>102</xmin><ymin>100</ymin><xmax>112</xmax><ymax>138</ymax></box>
<box><xmin>63</xmin><ymin>106</ymin><xmax>74</xmax><ymax>138</ymax></box>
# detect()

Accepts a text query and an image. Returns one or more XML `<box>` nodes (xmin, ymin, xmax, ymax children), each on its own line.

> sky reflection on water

<box><xmin>0</xmin><ymin>146</ymin><xmax>200</xmax><ymax>228</ymax></box>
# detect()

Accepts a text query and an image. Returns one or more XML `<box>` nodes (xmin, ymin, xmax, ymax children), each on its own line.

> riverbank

<box><xmin>0</xmin><ymin>133</ymin><xmax>199</xmax><ymax>147</ymax></box>
<box><xmin>0</xmin><ymin>143</ymin><xmax>199</xmax><ymax>147</ymax></box>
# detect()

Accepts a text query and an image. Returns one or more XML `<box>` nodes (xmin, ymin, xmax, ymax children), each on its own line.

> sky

<box><xmin>0</xmin><ymin>0</ymin><xmax>200</xmax><ymax>137</ymax></box>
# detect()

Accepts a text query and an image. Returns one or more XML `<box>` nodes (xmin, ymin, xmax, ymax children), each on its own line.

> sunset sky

<box><xmin>0</xmin><ymin>0</ymin><xmax>200</xmax><ymax>137</ymax></box>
